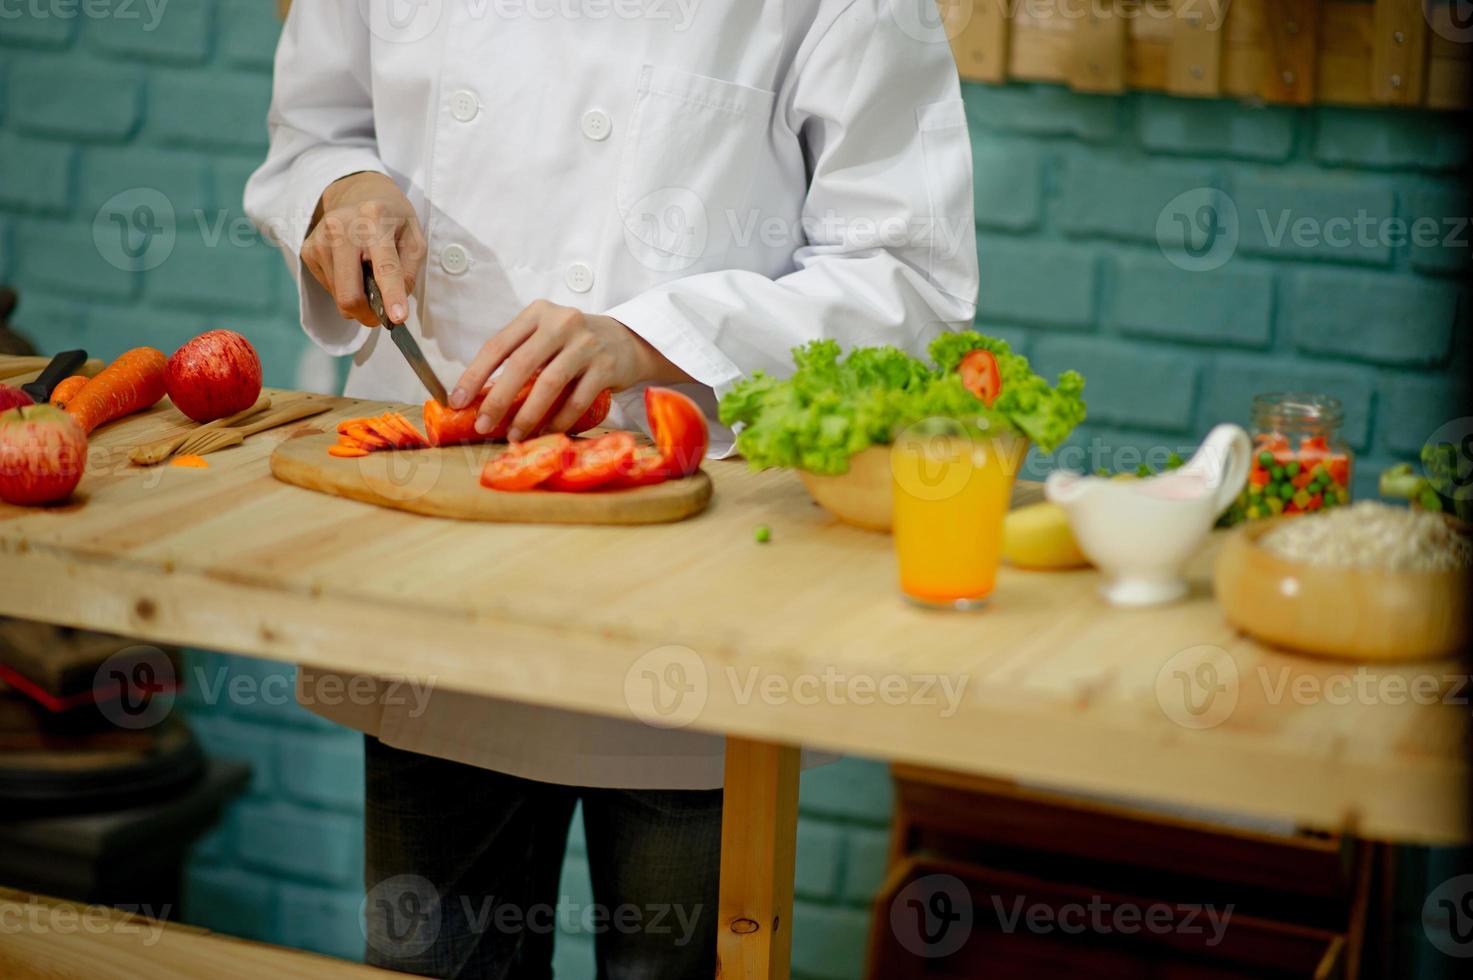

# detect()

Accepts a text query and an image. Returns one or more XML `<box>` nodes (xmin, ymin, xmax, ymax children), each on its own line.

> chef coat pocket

<box><xmin>617</xmin><ymin>66</ymin><xmax>776</xmax><ymax>274</ymax></box>
<box><xmin>915</xmin><ymin>98</ymin><xmax>978</xmax><ymax>300</ymax></box>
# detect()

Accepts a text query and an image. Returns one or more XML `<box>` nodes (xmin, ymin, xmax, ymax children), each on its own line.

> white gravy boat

<box><xmin>1044</xmin><ymin>424</ymin><xmax>1252</xmax><ymax>607</ymax></box>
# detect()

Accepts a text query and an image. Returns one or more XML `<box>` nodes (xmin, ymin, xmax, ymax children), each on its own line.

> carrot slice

<box><xmin>328</xmin><ymin>444</ymin><xmax>370</xmax><ymax>458</ymax></box>
<box><xmin>343</xmin><ymin>422</ymin><xmax>391</xmax><ymax>450</ymax></box>
<box><xmin>170</xmin><ymin>454</ymin><xmax>210</xmax><ymax>468</ymax></box>
<box><xmin>382</xmin><ymin>413</ymin><xmax>427</xmax><ymax>447</ymax></box>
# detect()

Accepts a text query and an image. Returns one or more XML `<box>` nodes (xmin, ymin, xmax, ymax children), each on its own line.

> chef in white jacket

<box><xmin>247</xmin><ymin>1</ymin><xmax>976</xmax><ymax>976</ymax></box>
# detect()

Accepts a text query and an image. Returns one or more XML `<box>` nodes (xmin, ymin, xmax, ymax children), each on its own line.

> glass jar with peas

<box><xmin>1238</xmin><ymin>393</ymin><xmax>1352</xmax><ymax>520</ymax></box>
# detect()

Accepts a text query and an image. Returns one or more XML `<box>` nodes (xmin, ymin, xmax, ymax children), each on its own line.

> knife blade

<box><xmin>20</xmin><ymin>349</ymin><xmax>88</xmax><ymax>404</ymax></box>
<box><xmin>362</xmin><ymin>262</ymin><xmax>450</xmax><ymax>406</ymax></box>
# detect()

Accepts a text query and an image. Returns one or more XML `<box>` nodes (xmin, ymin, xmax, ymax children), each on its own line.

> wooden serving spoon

<box><xmin>175</xmin><ymin>400</ymin><xmax>332</xmax><ymax>458</ymax></box>
<box><xmin>130</xmin><ymin>395</ymin><xmax>273</xmax><ymax>466</ymax></box>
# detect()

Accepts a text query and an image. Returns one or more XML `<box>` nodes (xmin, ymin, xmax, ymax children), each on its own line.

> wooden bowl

<box><xmin>1214</xmin><ymin>516</ymin><xmax>1470</xmax><ymax>661</ymax></box>
<box><xmin>796</xmin><ymin>446</ymin><xmax>894</xmax><ymax>532</ymax></box>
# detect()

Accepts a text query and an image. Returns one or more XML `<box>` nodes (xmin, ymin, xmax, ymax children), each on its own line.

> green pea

<box><xmin>754</xmin><ymin>524</ymin><xmax>772</xmax><ymax>544</ymax></box>
<box><xmin>1258</xmin><ymin>451</ymin><xmax>1274</xmax><ymax>466</ymax></box>
<box><xmin>1284</xmin><ymin>461</ymin><xmax>1301</xmax><ymax>478</ymax></box>
<box><xmin>1270</xmin><ymin>465</ymin><xmax>1285</xmax><ymax>481</ymax></box>
<box><xmin>1279</xmin><ymin>482</ymin><xmax>1294</xmax><ymax>500</ymax></box>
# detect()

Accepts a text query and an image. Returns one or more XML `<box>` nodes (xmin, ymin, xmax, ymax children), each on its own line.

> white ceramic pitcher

<box><xmin>1044</xmin><ymin>424</ymin><xmax>1252</xmax><ymax>607</ymax></box>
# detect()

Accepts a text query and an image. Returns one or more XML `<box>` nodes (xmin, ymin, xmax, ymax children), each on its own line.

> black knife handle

<box><xmin>23</xmin><ymin>349</ymin><xmax>88</xmax><ymax>402</ymax></box>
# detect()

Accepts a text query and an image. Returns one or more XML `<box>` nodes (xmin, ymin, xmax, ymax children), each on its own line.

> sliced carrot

<box><xmin>382</xmin><ymin>412</ymin><xmax>427</xmax><ymax>448</ymax></box>
<box><xmin>343</xmin><ymin>422</ymin><xmax>391</xmax><ymax>450</ymax></box>
<box><xmin>170</xmin><ymin>454</ymin><xmax>210</xmax><ymax>468</ymax></box>
<box><xmin>328</xmin><ymin>444</ymin><xmax>370</xmax><ymax>458</ymax></box>
<box><xmin>64</xmin><ymin>347</ymin><xmax>167</xmax><ymax>435</ymax></box>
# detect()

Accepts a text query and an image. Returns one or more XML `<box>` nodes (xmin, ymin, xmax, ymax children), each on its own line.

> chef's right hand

<box><xmin>304</xmin><ymin>172</ymin><xmax>427</xmax><ymax>327</ymax></box>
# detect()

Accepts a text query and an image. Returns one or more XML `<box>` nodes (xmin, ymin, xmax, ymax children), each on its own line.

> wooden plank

<box><xmin>0</xmin><ymin>370</ymin><xmax>1465</xmax><ymax>844</ymax></box>
<box><xmin>949</xmin><ymin>0</ymin><xmax>1011</xmax><ymax>84</ymax></box>
<box><xmin>1260</xmin><ymin>0</ymin><xmax>1320</xmax><ymax>103</ymax></box>
<box><xmin>952</xmin><ymin>0</ymin><xmax>1469</xmax><ymax>109</ymax></box>
<box><xmin>1370</xmin><ymin>0</ymin><xmax>1430</xmax><ymax>104</ymax></box>
<box><xmin>1166</xmin><ymin>0</ymin><xmax>1225</xmax><ymax>96</ymax></box>
<box><xmin>717</xmin><ymin>738</ymin><xmax>800</xmax><ymax>980</ymax></box>
<box><xmin>1069</xmin><ymin>0</ymin><xmax>1129</xmax><ymax>92</ymax></box>
<box><xmin>0</xmin><ymin>889</ymin><xmax>397</xmax><ymax>979</ymax></box>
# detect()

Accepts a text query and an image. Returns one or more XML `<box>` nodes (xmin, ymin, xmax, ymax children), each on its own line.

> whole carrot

<box><xmin>64</xmin><ymin>347</ymin><xmax>168</xmax><ymax>435</ymax></box>
<box><xmin>48</xmin><ymin>375</ymin><xmax>90</xmax><ymax>408</ymax></box>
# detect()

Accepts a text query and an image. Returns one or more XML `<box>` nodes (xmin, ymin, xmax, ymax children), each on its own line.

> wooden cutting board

<box><xmin>270</xmin><ymin>431</ymin><xmax>713</xmax><ymax>525</ymax></box>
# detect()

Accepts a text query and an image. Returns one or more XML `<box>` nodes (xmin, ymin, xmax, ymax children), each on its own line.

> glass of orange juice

<box><xmin>891</xmin><ymin>417</ymin><xmax>1026</xmax><ymax>609</ymax></box>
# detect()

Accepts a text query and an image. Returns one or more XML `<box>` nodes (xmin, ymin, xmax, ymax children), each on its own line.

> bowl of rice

<box><xmin>1214</xmin><ymin>501</ymin><xmax>1471</xmax><ymax>661</ymax></box>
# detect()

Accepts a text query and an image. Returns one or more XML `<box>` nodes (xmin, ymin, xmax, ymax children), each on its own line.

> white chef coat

<box><xmin>246</xmin><ymin>0</ymin><xmax>978</xmax><ymax>789</ymax></box>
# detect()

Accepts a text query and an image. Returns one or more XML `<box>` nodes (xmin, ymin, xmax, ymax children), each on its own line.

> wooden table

<box><xmin>0</xmin><ymin>374</ymin><xmax>1466</xmax><ymax>978</ymax></box>
<box><xmin>0</xmin><ymin>888</ymin><xmax>397</xmax><ymax>979</ymax></box>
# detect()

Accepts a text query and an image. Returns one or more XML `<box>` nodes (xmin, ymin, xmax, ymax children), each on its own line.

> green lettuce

<box><xmin>718</xmin><ymin>332</ymin><xmax>1087</xmax><ymax>474</ymax></box>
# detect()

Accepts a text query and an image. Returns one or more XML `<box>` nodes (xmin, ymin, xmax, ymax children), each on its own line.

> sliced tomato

<box><xmin>645</xmin><ymin>387</ymin><xmax>708</xmax><ymax>477</ymax></box>
<box><xmin>606</xmin><ymin>446</ymin><xmax>669</xmax><ymax>490</ymax></box>
<box><xmin>479</xmin><ymin>434</ymin><xmax>572</xmax><ymax>492</ymax></box>
<box><xmin>958</xmin><ymin>349</ymin><xmax>1002</xmax><ymax>407</ymax></box>
<box><xmin>543</xmin><ymin>432</ymin><xmax>636</xmax><ymax>492</ymax></box>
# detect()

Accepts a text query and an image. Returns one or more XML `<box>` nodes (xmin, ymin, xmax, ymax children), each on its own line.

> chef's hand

<box><xmin>452</xmin><ymin>300</ymin><xmax>693</xmax><ymax>441</ymax></box>
<box><xmin>303</xmin><ymin>172</ymin><xmax>426</xmax><ymax>327</ymax></box>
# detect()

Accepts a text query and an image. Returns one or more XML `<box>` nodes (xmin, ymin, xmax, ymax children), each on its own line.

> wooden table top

<box><xmin>0</xmin><ymin>375</ymin><xmax>1465</xmax><ymax>843</ymax></box>
<box><xmin>0</xmin><ymin>888</ymin><xmax>392</xmax><ymax>978</ymax></box>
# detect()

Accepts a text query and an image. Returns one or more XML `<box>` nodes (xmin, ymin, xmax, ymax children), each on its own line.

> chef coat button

<box><xmin>580</xmin><ymin>109</ymin><xmax>612</xmax><ymax>142</ymax></box>
<box><xmin>450</xmin><ymin>90</ymin><xmax>479</xmax><ymax>122</ymax></box>
<box><xmin>565</xmin><ymin>262</ymin><xmax>594</xmax><ymax>293</ymax></box>
<box><xmin>440</xmin><ymin>243</ymin><xmax>470</xmax><ymax>276</ymax></box>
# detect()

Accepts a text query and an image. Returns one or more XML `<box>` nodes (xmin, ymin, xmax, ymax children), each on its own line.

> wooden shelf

<box><xmin>948</xmin><ymin>0</ymin><xmax>1471</xmax><ymax>109</ymax></box>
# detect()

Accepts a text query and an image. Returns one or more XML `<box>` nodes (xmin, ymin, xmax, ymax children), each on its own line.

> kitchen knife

<box><xmin>20</xmin><ymin>349</ymin><xmax>88</xmax><ymax>404</ymax></box>
<box><xmin>362</xmin><ymin>262</ymin><xmax>449</xmax><ymax>406</ymax></box>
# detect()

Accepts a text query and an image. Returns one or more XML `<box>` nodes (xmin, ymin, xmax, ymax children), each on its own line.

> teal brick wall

<box><xmin>1</xmin><ymin>5</ymin><xmax>1467</xmax><ymax>977</ymax></box>
<box><xmin>970</xmin><ymin>86</ymin><xmax>1470</xmax><ymax>499</ymax></box>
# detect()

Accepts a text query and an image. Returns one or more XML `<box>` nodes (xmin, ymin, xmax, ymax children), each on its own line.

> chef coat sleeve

<box><xmin>243</xmin><ymin>0</ymin><xmax>388</xmax><ymax>357</ymax></box>
<box><xmin>604</xmin><ymin>0</ymin><xmax>979</xmax><ymax>397</ymax></box>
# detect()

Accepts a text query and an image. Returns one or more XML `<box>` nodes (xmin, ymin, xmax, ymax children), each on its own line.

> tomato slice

<box><xmin>606</xmin><ymin>446</ymin><xmax>669</xmax><ymax>489</ymax></box>
<box><xmin>479</xmin><ymin>434</ymin><xmax>572</xmax><ymax>492</ymax></box>
<box><xmin>543</xmin><ymin>432</ymin><xmax>636</xmax><ymax>492</ymax></box>
<box><xmin>645</xmin><ymin>387</ymin><xmax>708</xmax><ymax>477</ymax></box>
<box><xmin>958</xmin><ymin>349</ymin><xmax>1002</xmax><ymax>408</ymax></box>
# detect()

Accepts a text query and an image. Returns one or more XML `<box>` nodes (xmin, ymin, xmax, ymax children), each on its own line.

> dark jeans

<box><xmin>362</xmin><ymin>736</ymin><xmax>723</xmax><ymax>980</ymax></box>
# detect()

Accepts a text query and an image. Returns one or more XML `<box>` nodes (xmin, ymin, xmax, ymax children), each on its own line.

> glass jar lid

<box><xmin>1251</xmin><ymin>392</ymin><xmax>1344</xmax><ymax>430</ymax></box>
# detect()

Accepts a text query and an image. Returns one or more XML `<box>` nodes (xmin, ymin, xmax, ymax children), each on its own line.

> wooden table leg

<box><xmin>716</xmin><ymin>737</ymin><xmax>801</xmax><ymax>980</ymax></box>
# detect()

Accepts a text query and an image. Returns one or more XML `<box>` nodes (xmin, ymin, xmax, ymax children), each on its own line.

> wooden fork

<box><xmin>129</xmin><ymin>395</ymin><xmax>273</xmax><ymax>466</ymax></box>
<box><xmin>174</xmin><ymin>400</ymin><xmax>332</xmax><ymax>458</ymax></box>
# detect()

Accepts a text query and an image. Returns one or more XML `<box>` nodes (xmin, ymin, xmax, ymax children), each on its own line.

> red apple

<box><xmin>0</xmin><ymin>384</ymin><xmax>34</xmax><ymax>413</ymax></box>
<box><xmin>166</xmin><ymin>330</ymin><xmax>263</xmax><ymax>423</ymax></box>
<box><xmin>0</xmin><ymin>404</ymin><xmax>87</xmax><ymax>506</ymax></box>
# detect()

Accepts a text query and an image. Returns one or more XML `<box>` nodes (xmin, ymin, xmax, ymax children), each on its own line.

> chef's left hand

<box><xmin>451</xmin><ymin>300</ymin><xmax>692</xmax><ymax>441</ymax></box>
